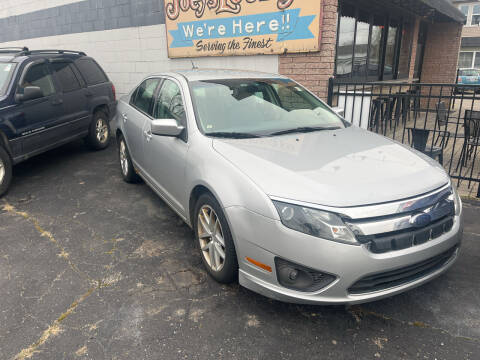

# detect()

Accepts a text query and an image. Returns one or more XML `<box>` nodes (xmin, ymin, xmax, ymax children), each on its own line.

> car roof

<box><xmin>153</xmin><ymin>69</ymin><xmax>288</xmax><ymax>82</ymax></box>
<box><xmin>0</xmin><ymin>49</ymin><xmax>87</xmax><ymax>64</ymax></box>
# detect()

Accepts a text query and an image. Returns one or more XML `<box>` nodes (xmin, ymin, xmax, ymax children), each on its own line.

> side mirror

<box><xmin>16</xmin><ymin>86</ymin><xmax>43</xmax><ymax>102</ymax></box>
<box><xmin>332</xmin><ymin>107</ymin><xmax>345</xmax><ymax>118</ymax></box>
<box><xmin>151</xmin><ymin>119</ymin><xmax>184</xmax><ymax>137</ymax></box>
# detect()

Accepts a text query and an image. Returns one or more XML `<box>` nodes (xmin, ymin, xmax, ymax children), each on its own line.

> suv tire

<box><xmin>118</xmin><ymin>135</ymin><xmax>140</xmax><ymax>183</ymax></box>
<box><xmin>86</xmin><ymin>110</ymin><xmax>111</xmax><ymax>150</ymax></box>
<box><xmin>0</xmin><ymin>146</ymin><xmax>12</xmax><ymax>197</ymax></box>
<box><xmin>194</xmin><ymin>193</ymin><xmax>238</xmax><ymax>284</ymax></box>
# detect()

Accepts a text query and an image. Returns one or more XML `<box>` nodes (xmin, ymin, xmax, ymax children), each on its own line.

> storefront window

<box><xmin>335</xmin><ymin>3</ymin><xmax>402</xmax><ymax>81</ymax></box>
<box><xmin>368</xmin><ymin>16</ymin><xmax>383</xmax><ymax>78</ymax></box>
<box><xmin>336</xmin><ymin>4</ymin><xmax>355</xmax><ymax>78</ymax></box>
<box><xmin>459</xmin><ymin>52</ymin><xmax>474</xmax><ymax>68</ymax></box>
<box><xmin>384</xmin><ymin>23</ymin><xmax>398</xmax><ymax>78</ymax></box>
<box><xmin>352</xmin><ymin>11</ymin><xmax>370</xmax><ymax>78</ymax></box>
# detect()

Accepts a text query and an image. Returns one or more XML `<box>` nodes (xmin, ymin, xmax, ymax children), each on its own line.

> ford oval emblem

<box><xmin>410</xmin><ymin>213</ymin><xmax>432</xmax><ymax>228</ymax></box>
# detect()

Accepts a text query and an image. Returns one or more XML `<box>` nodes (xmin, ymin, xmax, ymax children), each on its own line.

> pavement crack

<box><xmin>2</xmin><ymin>201</ymin><xmax>95</xmax><ymax>284</ymax></box>
<box><xmin>12</xmin><ymin>286</ymin><xmax>96</xmax><ymax>360</ymax></box>
<box><xmin>349</xmin><ymin>306</ymin><xmax>480</xmax><ymax>345</ymax></box>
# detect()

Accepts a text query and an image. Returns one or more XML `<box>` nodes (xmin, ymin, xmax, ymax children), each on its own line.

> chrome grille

<box><xmin>344</xmin><ymin>187</ymin><xmax>456</xmax><ymax>254</ymax></box>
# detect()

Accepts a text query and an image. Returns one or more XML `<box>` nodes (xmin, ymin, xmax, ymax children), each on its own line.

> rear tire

<box><xmin>118</xmin><ymin>135</ymin><xmax>140</xmax><ymax>183</ymax></box>
<box><xmin>86</xmin><ymin>111</ymin><xmax>111</xmax><ymax>150</ymax></box>
<box><xmin>0</xmin><ymin>146</ymin><xmax>12</xmax><ymax>197</ymax></box>
<box><xmin>194</xmin><ymin>193</ymin><xmax>238</xmax><ymax>284</ymax></box>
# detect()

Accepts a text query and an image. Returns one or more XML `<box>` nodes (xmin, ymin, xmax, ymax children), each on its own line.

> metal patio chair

<box><xmin>457</xmin><ymin>110</ymin><xmax>480</xmax><ymax>169</ymax></box>
<box><xmin>406</xmin><ymin>127</ymin><xmax>451</xmax><ymax>165</ymax></box>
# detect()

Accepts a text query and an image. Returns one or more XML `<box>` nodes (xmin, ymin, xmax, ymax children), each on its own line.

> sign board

<box><xmin>164</xmin><ymin>0</ymin><xmax>322</xmax><ymax>58</ymax></box>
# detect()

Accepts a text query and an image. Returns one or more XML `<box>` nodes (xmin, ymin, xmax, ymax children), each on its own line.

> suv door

<box><xmin>50</xmin><ymin>60</ymin><xmax>90</xmax><ymax>136</ymax></box>
<box><xmin>143</xmin><ymin>77</ymin><xmax>189</xmax><ymax>216</ymax></box>
<box><xmin>123</xmin><ymin>77</ymin><xmax>161</xmax><ymax>170</ymax></box>
<box><xmin>12</xmin><ymin>61</ymin><xmax>62</xmax><ymax>156</ymax></box>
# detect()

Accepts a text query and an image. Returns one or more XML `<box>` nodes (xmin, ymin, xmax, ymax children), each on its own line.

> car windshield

<box><xmin>0</xmin><ymin>62</ymin><xmax>16</xmax><ymax>95</ymax></box>
<box><xmin>190</xmin><ymin>78</ymin><xmax>346</xmax><ymax>137</ymax></box>
<box><xmin>460</xmin><ymin>69</ymin><xmax>480</xmax><ymax>76</ymax></box>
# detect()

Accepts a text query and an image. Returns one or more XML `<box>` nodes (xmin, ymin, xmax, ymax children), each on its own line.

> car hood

<box><xmin>212</xmin><ymin>127</ymin><xmax>450</xmax><ymax>208</ymax></box>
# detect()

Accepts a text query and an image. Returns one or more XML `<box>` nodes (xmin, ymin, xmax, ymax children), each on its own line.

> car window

<box><xmin>154</xmin><ymin>79</ymin><xmax>186</xmax><ymax>126</ymax></box>
<box><xmin>0</xmin><ymin>63</ymin><xmax>16</xmax><ymax>96</ymax></box>
<box><xmin>460</xmin><ymin>69</ymin><xmax>480</xmax><ymax>76</ymax></box>
<box><xmin>132</xmin><ymin>78</ymin><xmax>160</xmax><ymax>115</ymax></box>
<box><xmin>20</xmin><ymin>63</ymin><xmax>55</xmax><ymax>97</ymax></box>
<box><xmin>273</xmin><ymin>83</ymin><xmax>315</xmax><ymax>111</ymax></box>
<box><xmin>51</xmin><ymin>62</ymin><xmax>81</xmax><ymax>92</ymax></box>
<box><xmin>190</xmin><ymin>78</ymin><xmax>344</xmax><ymax>136</ymax></box>
<box><xmin>75</xmin><ymin>58</ymin><xmax>108</xmax><ymax>85</ymax></box>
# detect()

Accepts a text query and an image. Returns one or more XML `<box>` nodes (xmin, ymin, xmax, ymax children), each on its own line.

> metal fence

<box><xmin>327</xmin><ymin>79</ymin><xmax>480</xmax><ymax>198</ymax></box>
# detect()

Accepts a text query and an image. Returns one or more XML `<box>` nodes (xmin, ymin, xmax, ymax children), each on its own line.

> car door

<box><xmin>50</xmin><ymin>60</ymin><xmax>90</xmax><ymax>136</ymax></box>
<box><xmin>11</xmin><ymin>61</ymin><xmax>63</xmax><ymax>156</ymax></box>
<box><xmin>142</xmin><ymin>77</ymin><xmax>189</xmax><ymax>216</ymax></box>
<box><xmin>123</xmin><ymin>77</ymin><xmax>161</xmax><ymax>171</ymax></box>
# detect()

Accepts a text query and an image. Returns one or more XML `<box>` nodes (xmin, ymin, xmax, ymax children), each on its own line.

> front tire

<box><xmin>194</xmin><ymin>193</ymin><xmax>238</xmax><ymax>284</ymax></box>
<box><xmin>118</xmin><ymin>135</ymin><xmax>140</xmax><ymax>183</ymax></box>
<box><xmin>86</xmin><ymin>111</ymin><xmax>111</xmax><ymax>150</ymax></box>
<box><xmin>0</xmin><ymin>146</ymin><xmax>12</xmax><ymax>197</ymax></box>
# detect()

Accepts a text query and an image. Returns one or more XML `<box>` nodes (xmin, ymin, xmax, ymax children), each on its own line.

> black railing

<box><xmin>327</xmin><ymin>78</ymin><xmax>480</xmax><ymax>198</ymax></box>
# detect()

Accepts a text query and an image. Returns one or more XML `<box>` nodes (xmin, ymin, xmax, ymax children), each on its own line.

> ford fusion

<box><xmin>115</xmin><ymin>70</ymin><xmax>463</xmax><ymax>304</ymax></box>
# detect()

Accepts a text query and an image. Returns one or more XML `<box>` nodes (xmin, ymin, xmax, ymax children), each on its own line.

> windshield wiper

<box><xmin>268</xmin><ymin>126</ymin><xmax>341</xmax><ymax>136</ymax></box>
<box><xmin>205</xmin><ymin>132</ymin><xmax>263</xmax><ymax>139</ymax></box>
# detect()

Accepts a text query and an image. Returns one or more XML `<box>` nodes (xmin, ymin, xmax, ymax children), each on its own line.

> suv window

<box><xmin>51</xmin><ymin>62</ymin><xmax>81</xmax><ymax>92</ymax></box>
<box><xmin>0</xmin><ymin>63</ymin><xmax>16</xmax><ymax>96</ymax></box>
<box><xmin>154</xmin><ymin>79</ymin><xmax>186</xmax><ymax>125</ymax></box>
<box><xmin>20</xmin><ymin>63</ymin><xmax>55</xmax><ymax>97</ymax></box>
<box><xmin>75</xmin><ymin>58</ymin><xmax>108</xmax><ymax>85</ymax></box>
<box><xmin>132</xmin><ymin>78</ymin><xmax>160</xmax><ymax>115</ymax></box>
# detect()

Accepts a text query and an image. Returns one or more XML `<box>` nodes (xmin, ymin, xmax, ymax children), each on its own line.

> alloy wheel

<box><xmin>119</xmin><ymin>140</ymin><xmax>128</xmax><ymax>176</ymax></box>
<box><xmin>96</xmin><ymin>119</ymin><xmax>109</xmax><ymax>143</ymax></box>
<box><xmin>0</xmin><ymin>158</ymin><xmax>4</xmax><ymax>185</ymax></box>
<box><xmin>197</xmin><ymin>205</ymin><xmax>226</xmax><ymax>272</ymax></box>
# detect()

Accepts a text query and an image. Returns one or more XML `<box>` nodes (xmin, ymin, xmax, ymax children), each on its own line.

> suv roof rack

<box><xmin>0</xmin><ymin>47</ymin><xmax>29</xmax><ymax>55</ymax></box>
<box><xmin>24</xmin><ymin>49</ymin><xmax>86</xmax><ymax>56</ymax></box>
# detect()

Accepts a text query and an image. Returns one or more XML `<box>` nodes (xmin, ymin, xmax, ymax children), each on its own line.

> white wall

<box><xmin>1</xmin><ymin>24</ymin><xmax>279</xmax><ymax>97</ymax></box>
<box><xmin>0</xmin><ymin>0</ymin><xmax>82</xmax><ymax>18</ymax></box>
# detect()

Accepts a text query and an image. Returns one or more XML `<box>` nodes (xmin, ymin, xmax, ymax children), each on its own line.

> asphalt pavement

<box><xmin>0</xmin><ymin>140</ymin><xmax>479</xmax><ymax>360</ymax></box>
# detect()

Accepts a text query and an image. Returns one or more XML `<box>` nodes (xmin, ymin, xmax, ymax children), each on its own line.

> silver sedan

<box><xmin>115</xmin><ymin>70</ymin><xmax>463</xmax><ymax>305</ymax></box>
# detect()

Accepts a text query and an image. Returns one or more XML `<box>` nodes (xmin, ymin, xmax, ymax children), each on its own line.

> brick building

<box><xmin>0</xmin><ymin>0</ymin><xmax>465</xmax><ymax>99</ymax></box>
<box><xmin>453</xmin><ymin>0</ymin><xmax>480</xmax><ymax>69</ymax></box>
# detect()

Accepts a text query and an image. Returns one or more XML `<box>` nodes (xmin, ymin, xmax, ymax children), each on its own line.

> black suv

<box><xmin>0</xmin><ymin>47</ymin><xmax>116</xmax><ymax>196</ymax></box>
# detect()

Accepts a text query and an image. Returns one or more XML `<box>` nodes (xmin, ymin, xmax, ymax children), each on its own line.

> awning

<box><xmin>419</xmin><ymin>0</ymin><xmax>466</xmax><ymax>23</ymax></box>
<box><xmin>366</xmin><ymin>0</ymin><xmax>466</xmax><ymax>23</ymax></box>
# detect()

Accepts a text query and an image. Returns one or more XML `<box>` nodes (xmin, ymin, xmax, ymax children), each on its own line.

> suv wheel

<box><xmin>194</xmin><ymin>193</ymin><xmax>238</xmax><ymax>284</ymax></box>
<box><xmin>118</xmin><ymin>135</ymin><xmax>140</xmax><ymax>183</ymax></box>
<box><xmin>86</xmin><ymin>111</ymin><xmax>111</xmax><ymax>150</ymax></box>
<box><xmin>0</xmin><ymin>146</ymin><xmax>12</xmax><ymax>197</ymax></box>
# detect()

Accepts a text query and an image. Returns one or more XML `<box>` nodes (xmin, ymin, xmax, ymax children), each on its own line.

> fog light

<box><xmin>289</xmin><ymin>269</ymin><xmax>298</xmax><ymax>281</ymax></box>
<box><xmin>275</xmin><ymin>258</ymin><xmax>336</xmax><ymax>292</ymax></box>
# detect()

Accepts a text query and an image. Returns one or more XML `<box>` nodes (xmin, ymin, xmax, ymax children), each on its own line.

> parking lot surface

<box><xmin>1</xmin><ymin>141</ymin><xmax>479</xmax><ymax>360</ymax></box>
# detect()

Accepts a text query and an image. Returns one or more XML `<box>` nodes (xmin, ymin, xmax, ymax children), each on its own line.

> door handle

<box><xmin>52</xmin><ymin>99</ymin><xmax>63</xmax><ymax>106</ymax></box>
<box><xmin>122</xmin><ymin>113</ymin><xmax>128</xmax><ymax>123</ymax></box>
<box><xmin>143</xmin><ymin>129</ymin><xmax>152</xmax><ymax>141</ymax></box>
<box><xmin>85</xmin><ymin>91</ymin><xmax>93</xmax><ymax>97</ymax></box>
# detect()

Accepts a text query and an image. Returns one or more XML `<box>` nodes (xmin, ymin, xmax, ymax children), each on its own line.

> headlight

<box><xmin>451</xmin><ymin>185</ymin><xmax>462</xmax><ymax>216</ymax></box>
<box><xmin>272</xmin><ymin>201</ymin><xmax>358</xmax><ymax>244</ymax></box>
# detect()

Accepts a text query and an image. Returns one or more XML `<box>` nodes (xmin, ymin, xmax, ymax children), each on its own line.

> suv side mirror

<box><xmin>16</xmin><ymin>86</ymin><xmax>43</xmax><ymax>102</ymax></box>
<box><xmin>151</xmin><ymin>119</ymin><xmax>184</xmax><ymax>137</ymax></box>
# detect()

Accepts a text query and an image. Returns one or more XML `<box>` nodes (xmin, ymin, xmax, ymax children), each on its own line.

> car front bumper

<box><xmin>225</xmin><ymin>206</ymin><xmax>463</xmax><ymax>305</ymax></box>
